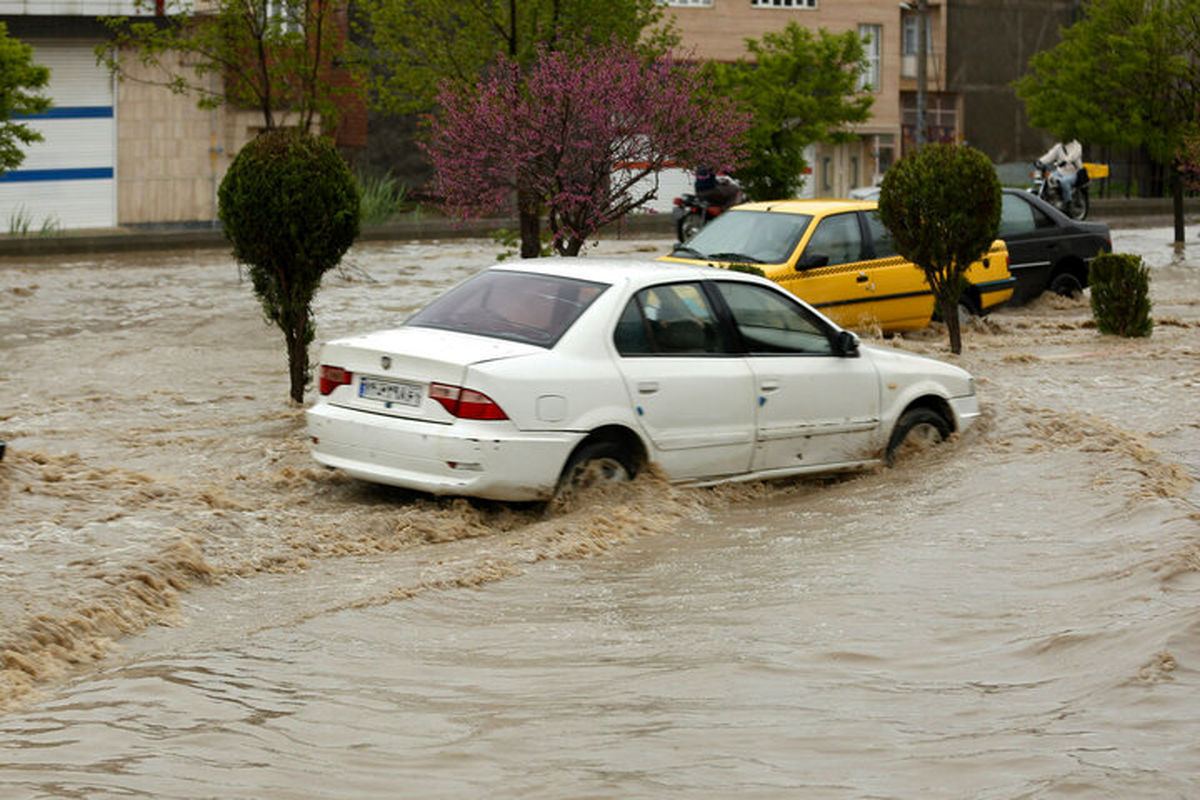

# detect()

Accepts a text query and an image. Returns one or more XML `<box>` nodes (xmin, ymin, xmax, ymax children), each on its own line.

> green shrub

<box><xmin>219</xmin><ymin>129</ymin><xmax>360</xmax><ymax>403</ymax></box>
<box><xmin>1089</xmin><ymin>253</ymin><xmax>1152</xmax><ymax>337</ymax></box>
<box><xmin>356</xmin><ymin>171</ymin><xmax>407</xmax><ymax>224</ymax></box>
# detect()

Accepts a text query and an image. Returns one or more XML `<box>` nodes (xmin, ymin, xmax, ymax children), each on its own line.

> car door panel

<box><xmin>711</xmin><ymin>280</ymin><xmax>882</xmax><ymax>471</ymax></box>
<box><xmin>612</xmin><ymin>282</ymin><xmax>756</xmax><ymax>479</ymax></box>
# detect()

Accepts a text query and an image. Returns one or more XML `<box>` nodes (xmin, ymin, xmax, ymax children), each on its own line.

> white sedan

<box><xmin>307</xmin><ymin>259</ymin><xmax>979</xmax><ymax>501</ymax></box>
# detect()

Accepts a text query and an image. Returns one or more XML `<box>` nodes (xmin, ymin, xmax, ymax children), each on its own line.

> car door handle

<box><xmin>760</xmin><ymin>380</ymin><xmax>781</xmax><ymax>392</ymax></box>
<box><xmin>636</xmin><ymin>381</ymin><xmax>659</xmax><ymax>395</ymax></box>
<box><xmin>856</xmin><ymin>273</ymin><xmax>870</xmax><ymax>283</ymax></box>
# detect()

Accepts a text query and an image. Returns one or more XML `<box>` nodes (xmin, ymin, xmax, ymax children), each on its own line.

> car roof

<box><xmin>487</xmin><ymin>256</ymin><xmax>760</xmax><ymax>287</ymax></box>
<box><xmin>730</xmin><ymin>198</ymin><xmax>877</xmax><ymax>216</ymax></box>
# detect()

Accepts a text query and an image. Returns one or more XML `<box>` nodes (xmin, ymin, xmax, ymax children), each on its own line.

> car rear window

<box><xmin>406</xmin><ymin>270</ymin><xmax>609</xmax><ymax>347</ymax></box>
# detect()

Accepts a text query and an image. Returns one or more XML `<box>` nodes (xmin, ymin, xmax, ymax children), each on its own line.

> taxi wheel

<box><xmin>886</xmin><ymin>407</ymin><xmax>950</xmax><ymax>466</ymax></box>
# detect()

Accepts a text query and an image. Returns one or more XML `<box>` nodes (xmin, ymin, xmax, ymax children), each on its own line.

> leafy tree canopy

<box><xmin>0</xmin><ymin>22</ymin><xmax>51</xmax><ymax>175</ymax></box>
<box><xmin>876</xmin><ymin>143</ymin><xmax>1001</xmax><ymax>355</ymax></box>
<box><xmin>1014</xmin><ymin>0</ymin><xmax>1200</xmax><ymax>240</ymax></box>
<box><xmin>357</xmin><ymin>0</ymin><xmax>677</xmax><ymax>115</ymax></box>
<box><xmin>707</xmin><ymin>23</ymin><xmax>873</xmax><ymax>201</ymax></box>
<box><xmin>98</xmin><ymin>0</ymin><xmax>355</xmax><ymax>132</ymax></box>
<box><xmin>425</xmin><ymin>39</ymin><xmax>747</xmax><ymax>257</ymax></box>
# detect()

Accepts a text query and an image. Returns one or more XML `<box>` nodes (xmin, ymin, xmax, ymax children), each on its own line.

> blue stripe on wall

<box><xmin>12</xmin><ymin>106</ymin><xmax>114</xmax><ymax>120</ymax></box>
<box><xmin>0</xmin><ymin>168</ymin><xmax>114</xmax><ymax>183</ymax></box>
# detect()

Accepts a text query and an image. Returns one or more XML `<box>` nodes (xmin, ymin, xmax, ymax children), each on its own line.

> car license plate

<box><xmin>359</xmin><ymin>377</ymin><xmax>423</xmax><ymax>406</ymax></box>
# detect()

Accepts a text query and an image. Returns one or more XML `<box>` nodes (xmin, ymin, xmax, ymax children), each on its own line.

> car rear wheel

<box><xmin>555</xmin><ymin>440</ymin><xmax>636</xmax><ymax>498</ymax></box>
<box><xmin>1050</xmin><ymin>272</ymin><xmax>1083</xmax><ymax>298</ymax></box>
<box><xmin>886</xmin><ymin>407</ymin><xmax>951</xmax><ymax>466</ymax></box>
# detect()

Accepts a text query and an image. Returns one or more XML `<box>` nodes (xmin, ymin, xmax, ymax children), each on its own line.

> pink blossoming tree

<box><xmin>424</xmin><ymin>40</ymin><xmax>748</xmax><ymax>257</ymax></box>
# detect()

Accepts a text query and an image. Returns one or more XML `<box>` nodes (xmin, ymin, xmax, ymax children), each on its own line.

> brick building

<box><xmin>664</xmin><ymin>0</ymin><xmax>955</xmax><ymax>198</ymax></box>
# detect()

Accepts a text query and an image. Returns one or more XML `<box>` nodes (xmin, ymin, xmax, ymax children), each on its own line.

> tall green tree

<box><xmin>876</xmin><ymin>144</ymin><xmax>1001</xmax><ymax>355</ymax></box>
<box><xmin>0</xmin><ymin>22</ymin><xmax>51</xmax><ymax>175</ymax></box>
<box><xmin>357</xmin><ymin>0</ymin><xmax>677</xmax><ymax>116</ymax></box>
<box><xmin>98</xmin><ymin>0</ymin><xmax>357</xmax><ymax>132</ymax></box>
<box><xmin>1015</xmin><ymin>0</ymin><xmax>1200</xmax><ymax>243</ymax></box>
<box><xmin>707</xmin><ymin>23</ymin><xmax>874</xmax><ymax>201</ymax></box>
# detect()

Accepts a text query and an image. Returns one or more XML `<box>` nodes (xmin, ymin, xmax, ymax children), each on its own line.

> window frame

<box><xmin>857</xmin><ymin>23</ymin><xmax>882</xmax><ymax>93</ymax></box>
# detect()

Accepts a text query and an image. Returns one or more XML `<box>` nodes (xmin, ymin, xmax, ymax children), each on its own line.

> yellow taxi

<box><xmin>660</xmin><ymin>199</ymin><xmax>1014</xmax><ymax>334</ymax></box>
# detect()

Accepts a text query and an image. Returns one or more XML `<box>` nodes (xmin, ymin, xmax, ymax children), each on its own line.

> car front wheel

<box><xmin>886</xmin><ymin>407</ymin><xmax>951</xmax><ymax>466</ymax></box>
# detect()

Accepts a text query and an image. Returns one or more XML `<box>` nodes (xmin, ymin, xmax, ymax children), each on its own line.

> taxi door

<box><xmin>775</xmin><ymin>211</ymin><xmax>883</xmax><ymax>330</ymax></box>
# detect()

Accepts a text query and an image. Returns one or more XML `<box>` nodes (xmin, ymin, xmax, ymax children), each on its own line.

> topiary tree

<box><xmin>219</xmin><ymin>129</ymin><xmax>360</xmax><ymax>403</ymax></box>
<box><xmin>876</xmin><ymin>143</ymin><xmax>1001</xmax><ymax>354</ymax></box>
<box><xmin>1089</xmin><ymin>253</ymin><xmax>1153</xmax><ymax>338</ymax></box>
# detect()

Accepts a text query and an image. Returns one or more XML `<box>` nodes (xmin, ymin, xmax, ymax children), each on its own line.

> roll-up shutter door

<box><xmin>0</xmin><ymin>39</ymin><xmax>116</xmax><ymax>230</ymax></box>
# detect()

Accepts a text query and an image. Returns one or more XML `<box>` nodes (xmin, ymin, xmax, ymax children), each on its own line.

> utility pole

<box><xmin>915</xmin><ymin>0</ymin><xmax>928</xmax><ymax>146</ymax></box>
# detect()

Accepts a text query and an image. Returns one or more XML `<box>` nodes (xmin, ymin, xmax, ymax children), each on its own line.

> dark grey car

<box><xmin>999</xmin><ymin>188</ymin><xmax>1112</xmax><ymax>305</ymax></box>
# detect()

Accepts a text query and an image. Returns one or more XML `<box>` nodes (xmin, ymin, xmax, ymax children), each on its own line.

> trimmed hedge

<box><xmin>1089</xmin><ymin>253</ymin><xmax>1152</xmax><ymax>338</ymax></box>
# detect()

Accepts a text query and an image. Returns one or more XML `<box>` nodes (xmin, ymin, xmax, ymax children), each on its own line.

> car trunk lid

<box><xmin>318</xmin><ymin>327</ymin><xmax>541</xmax><ymax>422</ymax></box>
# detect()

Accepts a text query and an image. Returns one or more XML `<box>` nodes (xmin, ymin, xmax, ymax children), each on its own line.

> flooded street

<box><xmin>2</xmin><ymin>227</ymin><xmax>1199</xmax><ymax>798</ymax></box>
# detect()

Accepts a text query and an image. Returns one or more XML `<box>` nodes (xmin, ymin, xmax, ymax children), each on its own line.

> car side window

<box><xmin>713</xmin><ymin>281</ymin><xmax>835</xmax><ymax>356</ymax></box>
<box><xmin>802</xmin><ymin>212</ymin><xmax>864</xmax><ymax>267</ymax></box>
<box><xmin>614</xmin><ymin>282</ymin><xmax>731</xmax><ymax>356</ymax></box>
<box><xmin>999</xmin><ymin>193</ymin><xmax>1037</xmax><ymax>235</ymax></box>
<box><xmin>864</xmin><ymin>210</ymin><xmax>900</xmax><ymax>259</ymax></box>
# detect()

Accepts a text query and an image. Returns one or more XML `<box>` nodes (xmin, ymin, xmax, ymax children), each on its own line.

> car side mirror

<box><xmin>836</xmin><ymin>329</ymin><xmax>859</xmax><ymax>357</ymax></box>
<box><xmin>796</xmin><ymin>252</ymin><xmax>829</xmax><ymax>271</ymax></box>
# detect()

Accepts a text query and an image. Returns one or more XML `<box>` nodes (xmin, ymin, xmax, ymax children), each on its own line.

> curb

<box><xmin>2</xmin><ymin>198</ymin><xmax>1197</xmax><ymax>257</ymax></box>
<box><xmin>0</xmin><ymin>213</ymin><xmax>677</xmax><ymax>257</ymax></box>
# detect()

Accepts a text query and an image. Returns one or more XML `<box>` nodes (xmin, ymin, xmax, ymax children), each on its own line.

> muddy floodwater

<box><xmin>1</xmin><ymin>227</ymin><xmax>1199</xmax><ymax>798</ymax></box>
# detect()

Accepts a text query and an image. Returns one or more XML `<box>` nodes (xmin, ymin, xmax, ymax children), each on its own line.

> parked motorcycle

<box><xmin>672</xmin><ymin>178</ymin><xmax>745</xmax><ymax>242</ymax></box>
<box><xmin>1029</xmin><ymin>161</ymin><xmax>1102</xmax><ymax>221</ymax></box>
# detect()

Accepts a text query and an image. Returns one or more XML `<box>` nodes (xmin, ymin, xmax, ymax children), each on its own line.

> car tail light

<box><xmin>319</xmin><ymin>365</ymin><xmax>353</xmax><ymax>395</ymax></box>
<box><xmin>430</xmin><ymin>383</ymin><xmax>509</xmax><ymax>420</ymax></box>
<box><xmin>673</xmin><ymin>197</ymin><xmax>683</xmax><ymax>206</ymax></box>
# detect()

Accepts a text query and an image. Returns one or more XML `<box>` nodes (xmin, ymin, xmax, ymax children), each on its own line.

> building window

<box><xmin>751</xmin><ymin>0</ymin><xmax>818</xmax><ymax>9</ymax></box>
<box><xmin>663</xmin><ymin>0</ymin><xmax>713</xmax><ymax>5</ymax></box>
<box><xmin>858</xmin><ymin>24</ymin><xmax>881</xmax><ymax>92</ymax></box>
<box><xmin>821</xmin><ymin>156</ymin><xmax>833</xmax><ymax>192</ymax></box>
<box><xmin>266</xmin><ymin>0</ymin><xmax>304</xmax><ymax>33</ymax></box>
<box><xmin>901</xmin><ymin>14</ymin><xmax>932</xmax><ymax>77</ymax></box>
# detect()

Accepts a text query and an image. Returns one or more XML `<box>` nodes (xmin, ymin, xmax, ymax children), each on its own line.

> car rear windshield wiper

<box><xmin>670</xmin><ymin>244</ymin><xmax>706</xmax><ymax>259</ymax></box>
<box><xmin>706</xmin><ymin>251</ymin><xmax>763</xmax><ymax>264</ymax></box>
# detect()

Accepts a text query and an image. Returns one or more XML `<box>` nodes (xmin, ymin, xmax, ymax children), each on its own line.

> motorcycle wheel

<box><xmin>1066</xmin><ymin>192</ymin><xmax>1088</xmax><ymax>220</ymax></box>
<box><xmin>679</xmin><ymin>212</ymin><xmax>705</xmax><ymax>242</ymax></box>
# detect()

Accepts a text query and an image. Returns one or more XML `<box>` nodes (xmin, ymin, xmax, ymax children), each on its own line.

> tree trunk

<box><xmin>518</xmin><ymin>190</ymin><xmax>541</xmax><ymax>258</ymax></box>
<box><xmin>1172</xmin><ymin>170</ymin><xmax>1185</xmax><ymax>244</ymax></box>
<box><xmin>561</xmin><ymin>235</ymin><xmax>584</xmax><ymax>256</ymax></box>
<box><xmin>285</xmin><ymin>315</ymin><xmax>310</xmax><ymax>405</ymax></box>
<box><xmin>941</xmin><ymin>296</ymin><xmax>963</xmax><ymax>355</ymax></box>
